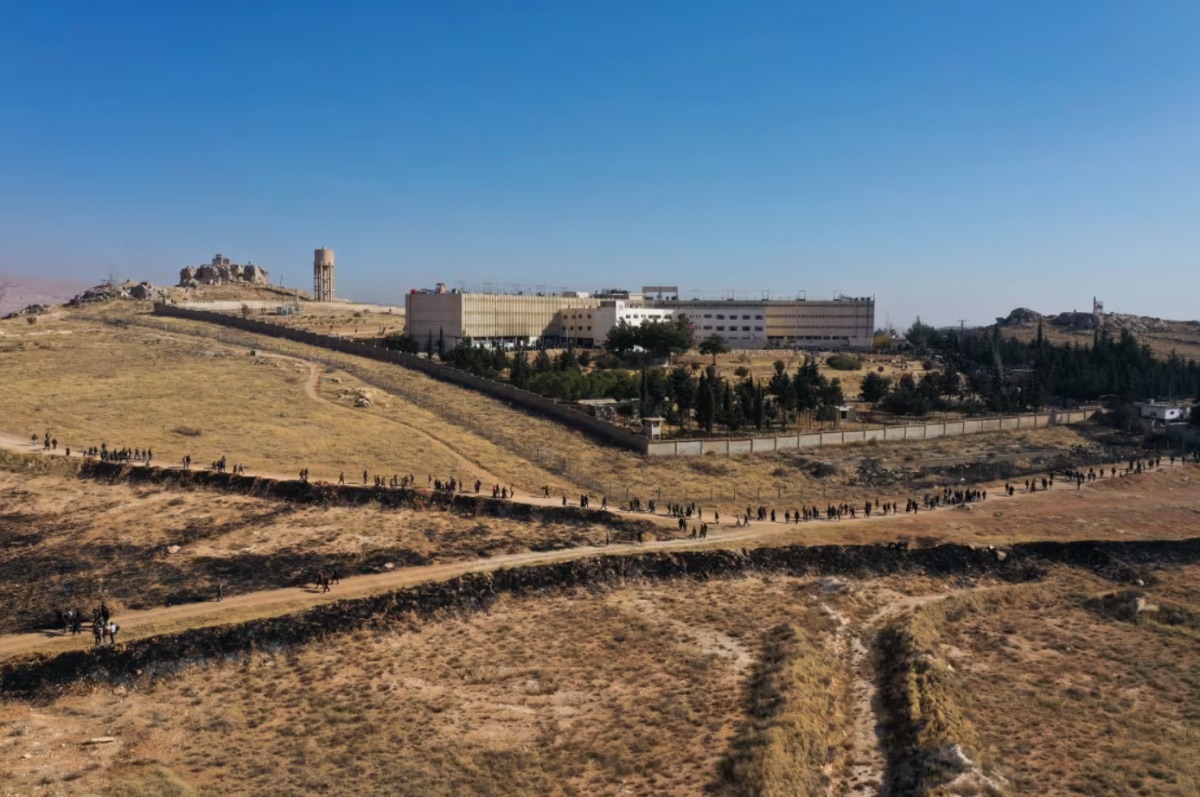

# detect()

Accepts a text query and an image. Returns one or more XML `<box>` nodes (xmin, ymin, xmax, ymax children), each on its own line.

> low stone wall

<box><xmin>4</xmin><ymin>537</ymin><xmax>1196</xmax><ymax>697</ymax></box>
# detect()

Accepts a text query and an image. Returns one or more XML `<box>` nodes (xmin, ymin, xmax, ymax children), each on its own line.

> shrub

<box><xmin>734</xmin><ymin>366</ymin><xmax>751</xmax><ymax>378</ymax></box>
<box><xmin>826</xmin><ymin>354</ymin><xmax>863</xmax><ymax>371</ymax></box>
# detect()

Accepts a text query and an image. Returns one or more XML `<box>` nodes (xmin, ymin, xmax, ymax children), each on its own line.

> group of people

<box><xmin>53</xmin><ymin>603</ymin><xmax>119</xmax><ymax>647</ymax></box>
<box><xmin>313</xmin><ymin>568</ymin><xmax>340</xmax><ymax>593</ymax></box>
<box><xmin>42</xmin><ymin>432</ymin><xmax>152</xmax><ymax>465</ymax></box>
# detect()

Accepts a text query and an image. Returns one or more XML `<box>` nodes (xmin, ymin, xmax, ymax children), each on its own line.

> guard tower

<box><xmin>314</xmin><ymin>247</ymin><xmax>335</xmax><ymax>302</ymax></box>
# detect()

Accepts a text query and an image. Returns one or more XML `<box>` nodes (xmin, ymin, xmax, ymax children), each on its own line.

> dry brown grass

<box><xmin>715</xmin><ymin>622</ymin><xmax>851</xmax><ymax>797</ymax></box>
<box><xmin>0</xmin><ymin>576</ymin><xmax>850</xmax><ymax>797</ymax></box>
<box><xmin>0</xmin><ymin>304</ymin><xmax>561</xmax><ymax>489</ymax></box>
<box><xmin>900</xmin><ymin>568</ymin><xmax>1200</xmax><ymax>796</ymax></box>
<box><xmin>0</xmin><ymin>454</ymin><xmax>613</xmax><ymax>633</ymax></box>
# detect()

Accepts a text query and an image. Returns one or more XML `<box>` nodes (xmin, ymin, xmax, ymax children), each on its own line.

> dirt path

<box><xmin>821</xmin><ymin>589</ymin><xmax>976</xmax><ymax>797</ymax></box>
<box><xmin>1</xmin><ymin>431</ymin><xmax>1192</xmax><ymax>663</ymax></box>
<box><xmin>260</xmin><ymin>351</ymin><xmax>510</xmax><ymax>489</ymax></box>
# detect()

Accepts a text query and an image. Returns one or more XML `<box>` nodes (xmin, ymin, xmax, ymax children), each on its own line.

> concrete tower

<box><xmin>314</xmin><ymin>247</ymin><xmax>335</xmax><ymax>302</ymax></box>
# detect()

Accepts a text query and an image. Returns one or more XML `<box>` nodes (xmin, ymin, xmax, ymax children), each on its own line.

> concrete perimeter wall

<box><xmin>155</xmin><ymin>304</ymin><xmax>1095</xmax><ymax>459</ymax></box>
<box><xmin>646</xmin><ymin>409</ymin><xmax>1094</xmax><ymax>457</ymax></box>
<box><xmin>153</xmin><ymin>304</ymin><xmax>648</xmax><ymax>453</ymax></box>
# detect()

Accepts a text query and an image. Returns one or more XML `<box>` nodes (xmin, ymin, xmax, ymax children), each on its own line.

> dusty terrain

<box><xmin>896</xmin><ymin>565</ymin><xmax>1200</xmax><ymax>796</ymax></box>
<box><xmin>1</xmin><ymin>444</ymin><xmax>1197</xmax><ymax>660</ymax></box>
<box><xmin>0</xmin><ymin>574</ymin><xmax>926</xmax><ymax>797</ymax></box>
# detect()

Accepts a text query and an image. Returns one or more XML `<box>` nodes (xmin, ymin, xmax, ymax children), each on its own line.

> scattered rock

<box><xmin>1</xmin><ymin>303</ymin><xmax>51</xmax><ymax>320</ymax></box>
<box><xmin>167</xmin><ymin>545</ymin><xmax>181</xmax><ymax>554</ymax></box>
<box><xmin>384</xmin><ymin>562</ymin><xmax>395</xmax><ymax>570</ymax></box>
<box><xmin>127</xmin><ymin>281</ymin><xmax>155</xmax><ymax>300</ymax></box>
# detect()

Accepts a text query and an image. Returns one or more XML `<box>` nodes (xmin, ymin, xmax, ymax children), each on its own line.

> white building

<box><xmin>1134</xmin><ymin>401</ymin><xmax>1191</xmax><ymax>422</ymax></box>
<box><xmin>586</xmin><ymin>300</ymin><xmax>676</xmax><ymax>345</ymax></box>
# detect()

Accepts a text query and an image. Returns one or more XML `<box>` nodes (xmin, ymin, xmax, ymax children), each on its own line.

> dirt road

<box><xmin>2</xmin><ymin>430</ymin><xmax>1195</xmax><ymax>662</ymax></box>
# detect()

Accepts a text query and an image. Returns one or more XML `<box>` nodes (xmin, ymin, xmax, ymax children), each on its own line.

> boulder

<box><xmin>128</xmin><ymin>282</ymin><xmax>154</xmax><ymax>300</ymax></box>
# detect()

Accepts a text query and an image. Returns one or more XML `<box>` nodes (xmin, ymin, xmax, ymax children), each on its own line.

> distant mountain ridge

<box><xmin>0</xmin><ymin>274</ymin><xmax>88</xmax><ymax>317</ymax></box>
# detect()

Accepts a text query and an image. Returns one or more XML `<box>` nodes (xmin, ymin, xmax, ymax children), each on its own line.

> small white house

<box><xmin>642</xmin><ymin>417</ymin><xmax>665</xmax><ymax>440</ymax></box>
<box><xmin>1134</xmin><ymin>401</ymin><xmax>1191</xmax><ymax>422</ymax></box>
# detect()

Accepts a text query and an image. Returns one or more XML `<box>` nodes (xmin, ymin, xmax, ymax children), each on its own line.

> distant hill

<box><xmin>0</xmin><ymin>274</ymin><xmax>87</xmax><ymax>317</ymax></box>
<box><xmin>993</xmin><ymin>306</ymin><xmax>1200</xmax><ymax>361</ymax></box>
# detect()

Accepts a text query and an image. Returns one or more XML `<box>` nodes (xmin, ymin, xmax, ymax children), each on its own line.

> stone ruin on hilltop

<box><xmin>178</xmin><ymin>253</ymin><xmax>269</xmax><ymax>288</ymax></box>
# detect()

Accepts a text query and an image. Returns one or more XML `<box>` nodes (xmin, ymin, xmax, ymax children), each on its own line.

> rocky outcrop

<box><xmin>1</xmin><ymin>304</ymin><xmax>51</xmax><ymax>320</ymax></box>
<box><xmin>995</xmin><ymin>307</ymin><xmax>1041</xmax><ymax>327</ymax></box>
<box><xmin>66</xmin><ymin>282</ymin><xmax>155</xmax><ymax>307</ymax></box>
<box><xmin>178</xmin><ymin>256</ymin><xmax>269</xmax><ymax>288</ymax></box>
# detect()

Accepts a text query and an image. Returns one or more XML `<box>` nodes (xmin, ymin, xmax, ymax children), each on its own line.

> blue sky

<box><xmin>3</xmin><ymin>1</ymin><xmax>1199</xmax><ymax>326</ymax></box>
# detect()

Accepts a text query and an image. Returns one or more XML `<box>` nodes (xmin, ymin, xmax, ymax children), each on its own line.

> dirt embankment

<box><xmin>5</xmin><ymin>537</ymin><xmax>1199</xmax><ymax>699</ymax></box>
<box><xmin>74</xmin><ymin>459</ymin><xmax>655</xmax><ymax>531</ymax></box>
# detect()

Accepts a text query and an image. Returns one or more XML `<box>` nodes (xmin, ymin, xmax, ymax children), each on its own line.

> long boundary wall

<box><xmin>645</xmin><ymin>410</ymin><xmax>1094</xmax><ymax>457</ymax></box>
<box><xmin>153</xmin><ymin>304</ymin><xmax>1095</xmax><ymax>459</ymax></box>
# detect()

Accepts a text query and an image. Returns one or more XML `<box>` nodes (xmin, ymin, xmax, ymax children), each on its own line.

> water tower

<box><xmin>313</xmin><ymin>247</ymin><xmax>335</xmax><ymax>301</ymax></box>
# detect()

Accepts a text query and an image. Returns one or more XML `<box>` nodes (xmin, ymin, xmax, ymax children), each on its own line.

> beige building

<box><xmin>658</xmin><ymin>296</ymin><xmax>875</xmax><ymax>348</ymax></box>
<box><xmin>404</xmin><ymin>285</ymin><xmax>875</xmax><ymax>350</ymax></box>
<box><xmin>405</xmin><ymin>287</ymin><xmax>599</xmax><ymax>346</ymax></box>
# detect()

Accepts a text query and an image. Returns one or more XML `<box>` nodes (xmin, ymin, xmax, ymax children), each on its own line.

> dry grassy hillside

<box><xmin>898</xmin><ymin>566</ymin><xmax>1200</xmax><ymax>796</ymax></box>
<box><xmin>0</xmin><ymin>576</ymin><xmax>860</xmax><ymax>797</ymax></box>
<box><xmin>0</xmin><ymin>454</ymin><xmax>621</xmax><ymax>634</ymax></box>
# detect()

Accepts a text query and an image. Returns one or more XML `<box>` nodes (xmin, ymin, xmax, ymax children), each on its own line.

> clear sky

<box><xmin>3</xmin><ymin>1</ymin><xmax>1199</xmax><ymax>327</ymax></box>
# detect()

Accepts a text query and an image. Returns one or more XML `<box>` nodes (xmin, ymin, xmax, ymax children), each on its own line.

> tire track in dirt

<box><xmin>820</xmin><ymin>589</ymin><xmax>979</xmax><ymax>797</ymax></box>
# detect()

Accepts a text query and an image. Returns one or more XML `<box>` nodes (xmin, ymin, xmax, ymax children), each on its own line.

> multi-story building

<box><xmin>657</xmin><ymin>296</ymin><xmax>875</xmax><ymax>349</ymax></box>
<box><xmin>404</xmin><ymin>283</ymin><xmax>875</xmax><ymax>350</ymax></box>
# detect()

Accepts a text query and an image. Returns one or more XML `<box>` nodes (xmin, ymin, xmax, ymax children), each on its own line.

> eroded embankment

<box><xmin>60</xmin><ymin>458</ymin><xmax>657</xmax><ymax>534</ymax></box>
<box><xmin>5</xmin><ymin>538</ymin><xmax>1200</xmax><ymax>699</ymax></box>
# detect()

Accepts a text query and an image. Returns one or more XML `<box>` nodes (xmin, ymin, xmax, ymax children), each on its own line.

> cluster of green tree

<box><xmin>603</xmin><ymin>317</ymin><xmax>695</xmax><ymax>358</ymax></box>
<box><xmin>892</xmin><ymin>316</ymin><xmax>1200</xmax><ymax>412</ymax></box>
<box><xmin>858</xmin><ymin>369</ymin><xmax>973</xmax><ymax>416</ymax></box>
<box><xmin>685</xmin><ymin>359</ymin><xmax>846</xmax><ymax>433</ymax></box>
<box><xmin>915</xmin><ymin>318</ymin><xmax>1200</xmax><ymax>412</ymax></box>
<box><xmin>381</xmin><ymin>332</ymin><xmax>421</xmax><ymax>354</ymax></box>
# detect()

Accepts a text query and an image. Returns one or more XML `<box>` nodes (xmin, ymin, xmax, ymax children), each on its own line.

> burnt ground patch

<box><xmin>5</xmin><ymin>537</ymin><xmax>1200</xmax><ymax>699</ymax></box>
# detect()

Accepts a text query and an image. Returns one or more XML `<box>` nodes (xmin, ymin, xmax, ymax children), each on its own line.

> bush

<box><xmin>826</xmin><ymin>354</ymin><xmax>863</xmax><ymax>371</ymax></box>
<box><xmin>734</xmin><ymin>366</ymin><xmax>751</xmax><ymax>378</ymax></box>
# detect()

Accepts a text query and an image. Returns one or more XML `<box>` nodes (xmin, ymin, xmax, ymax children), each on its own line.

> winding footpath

<box><xmin>0</xmin><ymin>430</ymin><xmax>1189</xmax><ymax>662</ymax></box>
